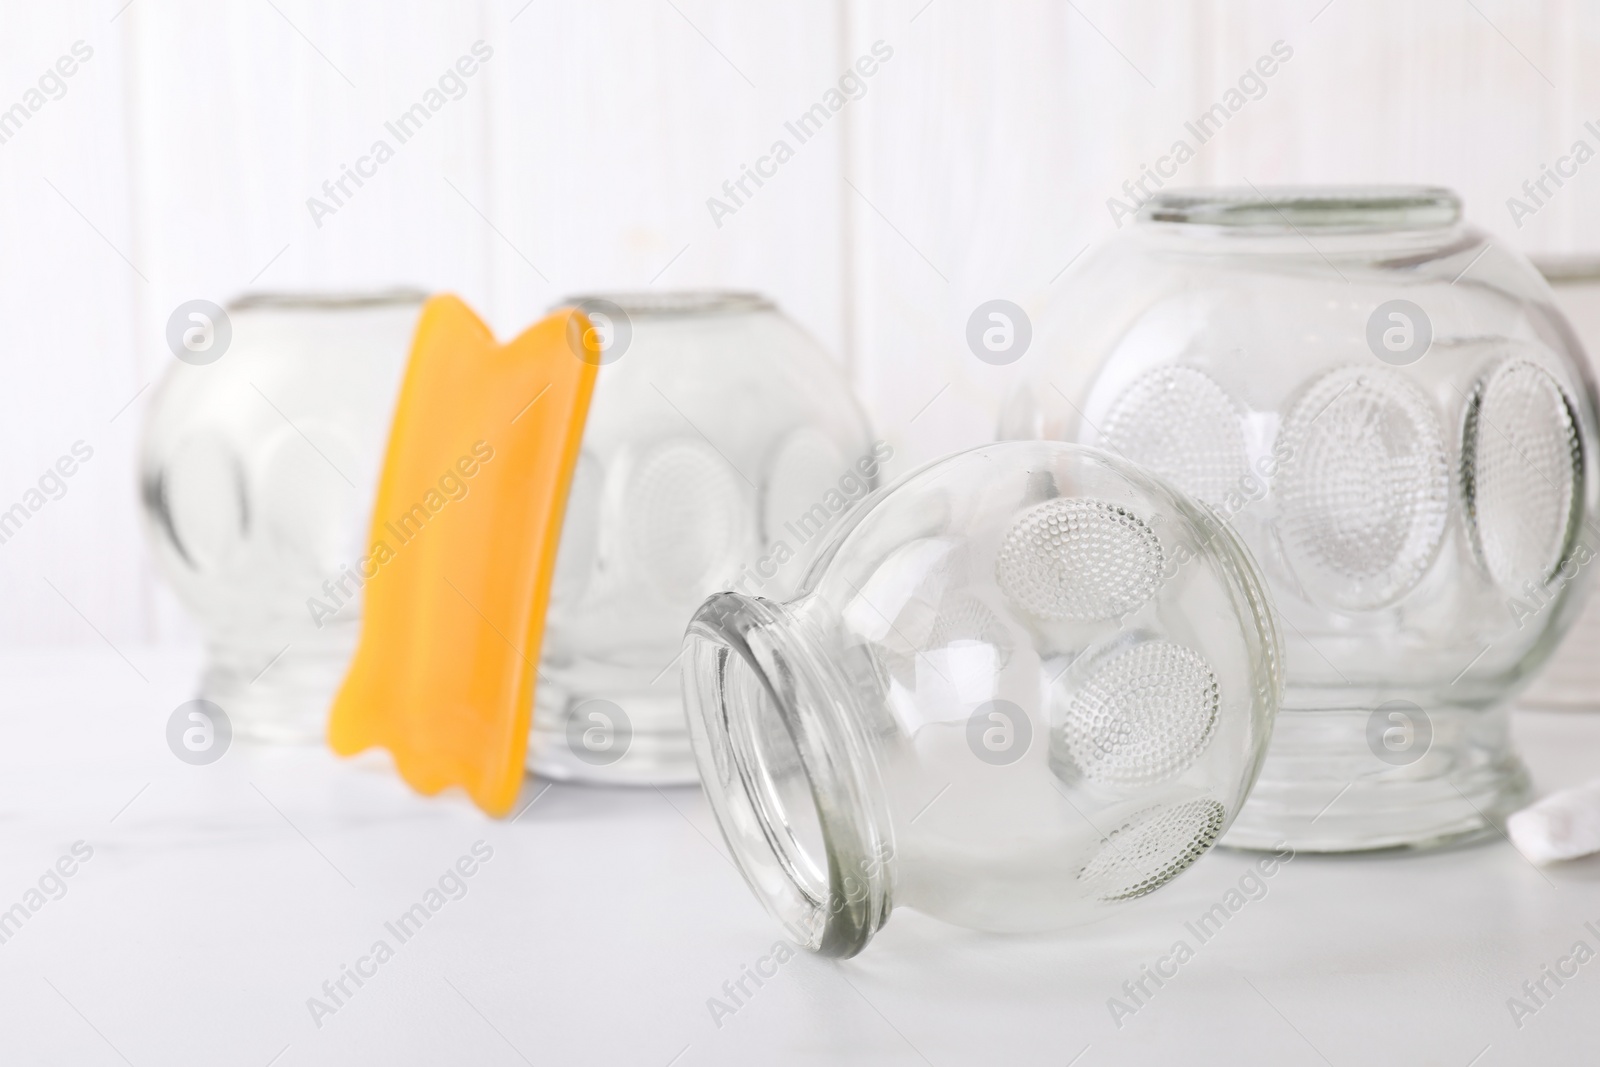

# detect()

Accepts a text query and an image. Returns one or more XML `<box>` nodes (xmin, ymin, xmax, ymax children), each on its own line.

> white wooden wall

<box><xmin>2</xmin><ymin>0</ymin><xmax>1597</xmax><ymax>645</ymax></box>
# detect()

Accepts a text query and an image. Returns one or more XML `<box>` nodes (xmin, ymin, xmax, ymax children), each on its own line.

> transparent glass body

<box><xmin>532</xmin><ymin>292</ymin><xmax>877</xmax><ymax>784</ymax></box>
<box><xmin>682</xmin><ymin>442</ymin><xmax>1280</xmax><ymax>956</ymax></box>
<box><xmin>141</xmin><ymin>291</ymin><xmax>423</xmax><ymax>742</ymax></box>
<box><xmin>1002</xmin><ymin>187</ymin><xmax>1600</xmax><ymax>851</ymax></box>
<box><xmin>1522</xmin><ymin>258</ymin><xmax>1600</xmax><ymax>710</ymax></box>
<box><xmin>142</xmin><ymin>290</ymin><xmax>876</xmax><ymax>782</ymax></box>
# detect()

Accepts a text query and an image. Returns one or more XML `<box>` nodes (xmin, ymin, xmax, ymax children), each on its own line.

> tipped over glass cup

<box><xmin>681</xmin><ymin>441</ymin><xmax>1281</xmax><ymax>956</ymax></box>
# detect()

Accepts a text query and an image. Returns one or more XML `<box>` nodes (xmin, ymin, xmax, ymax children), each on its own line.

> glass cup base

<box><xmin>526</xmin><ymin>687</ymin><xmax>699</xmax><ymax>786</ymax></box>
<box><xmin>200</xmin><ymin>628</ymin><xmax>356</xmax><ymax>744</ymax></box>
<box><xmin>1222</xmin><ymin>703</ymin><xmax>1531</xmax><ymax>852</ymax></box>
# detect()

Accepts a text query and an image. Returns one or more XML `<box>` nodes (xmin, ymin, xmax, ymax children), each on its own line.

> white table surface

<box><xmin>4</xmin><ymin>645</ymin><xmax>1600</xmax><ymax>1067</ymax></box>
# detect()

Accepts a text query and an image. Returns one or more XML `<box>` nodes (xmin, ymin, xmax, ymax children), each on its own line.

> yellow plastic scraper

<box><xmin>327</xmin><ymin>296</ymin><xmax>599</xmax><ymax>816</ymax></box>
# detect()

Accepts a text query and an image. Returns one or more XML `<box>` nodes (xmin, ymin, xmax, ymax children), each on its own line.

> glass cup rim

<box><xmin>228</xmin><ymin>288</ymin><xmax>429</xmax><ymax>312</ymax></box>
<box><xmin>557</xmin><ymin>290</ymin><xmax>773</xmax><ymax>316</ymax></box>
<box><xmin>1138</xmin><ymin>185</ymin><xmax>1462</xmax><ymax>234</ymax></box>
<box><xmin>681</xmin><ymin>591</ymin><xmax>892</xmax><ymax>957</ymax></box>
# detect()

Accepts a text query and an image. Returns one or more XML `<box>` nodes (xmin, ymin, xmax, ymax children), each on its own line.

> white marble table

<box><xmin>3</xmin><ymin>644</ymin><xmax>1599</xmax><ymax>1066</ymax></box>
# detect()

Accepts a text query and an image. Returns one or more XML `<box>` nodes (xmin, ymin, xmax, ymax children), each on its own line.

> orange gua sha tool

<box><xmin>327</xmin><ymin>295</ymin><xmax>599</xmax><ymax>816</ymax></box>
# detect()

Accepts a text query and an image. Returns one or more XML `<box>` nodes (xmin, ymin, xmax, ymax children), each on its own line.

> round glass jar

<box><xmin>1002</xmin><ymin>187</ymin><xmax>1600</xmax><ymax>851</ymax></box>
<box><xmin>682</xmin><ymin>441</ymin><xmax>1280</xmax><ymax>956</ymax></box>
<box><xmin>532</xmin><ymin>291</ymin><xmax>878</xmax><ymax>784</ymax></box>
<box><xmin>141</xmin><ymin>291</ymin><xmax>423</xmax><ymax>742</ymax></box>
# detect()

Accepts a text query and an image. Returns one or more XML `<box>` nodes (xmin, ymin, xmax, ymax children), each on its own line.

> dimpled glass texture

<box><xmin>680</xmin><ymin>442</ymin><xmax>1279</xmax><ymax>956</ymax></box>
<box><xmin>141</xmin><ymin>292</ymin><xmax>425</xmax><ymax>742</ymax></box>
<box><xmin>1000</xmin><ymin>187</ymin><xmax>1600</xmax><ymax>851</ymax></box>
<box><xmin>142</xmin><ymin>291</ymin><xmax>875</xmax><ymax>781</ymax></box>
<box><xmin>534</xmin><ymin>292</ymin><xmax>875</xmax><ymax>784</ymax></box>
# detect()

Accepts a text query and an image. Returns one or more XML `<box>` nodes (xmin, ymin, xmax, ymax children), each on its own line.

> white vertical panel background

<box><xmin>0</xmin><ymin>2</ymin><xmax>142</xmax><ymax>646</ymax></box>
<box><xmin>481</xmin><ymin>0</ymin><xmax>848</xmax><ymax>341</ymax></box>
<box><xmin>845</xmin><ymin>0</ymin><xmax>1213</xmax><ymax>475</ymax></box>
<box><xmin>1</xmin><ymin>0</ymin><xmax>1597</xmax><ymax>646</ymax></box>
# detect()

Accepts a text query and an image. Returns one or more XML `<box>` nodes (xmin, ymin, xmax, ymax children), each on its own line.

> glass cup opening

<box><xmin>555</xmin><ymin>290</ymin><xmax>772</xmax><ymax>316</ymax></box>
<box><xmin>725</xmin><ymin>641</ymin><xmax>830</xmax><ymax>903</ymax></box>
<box><xmin>1138</xmin><ymin>185</ymin><xmax>1462</xmax><ymax>233</ymax></box>
<box><xmin>683</xmin><ymin>592</ymin><xmax>892</xmax><ymax>958</ymax></box>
